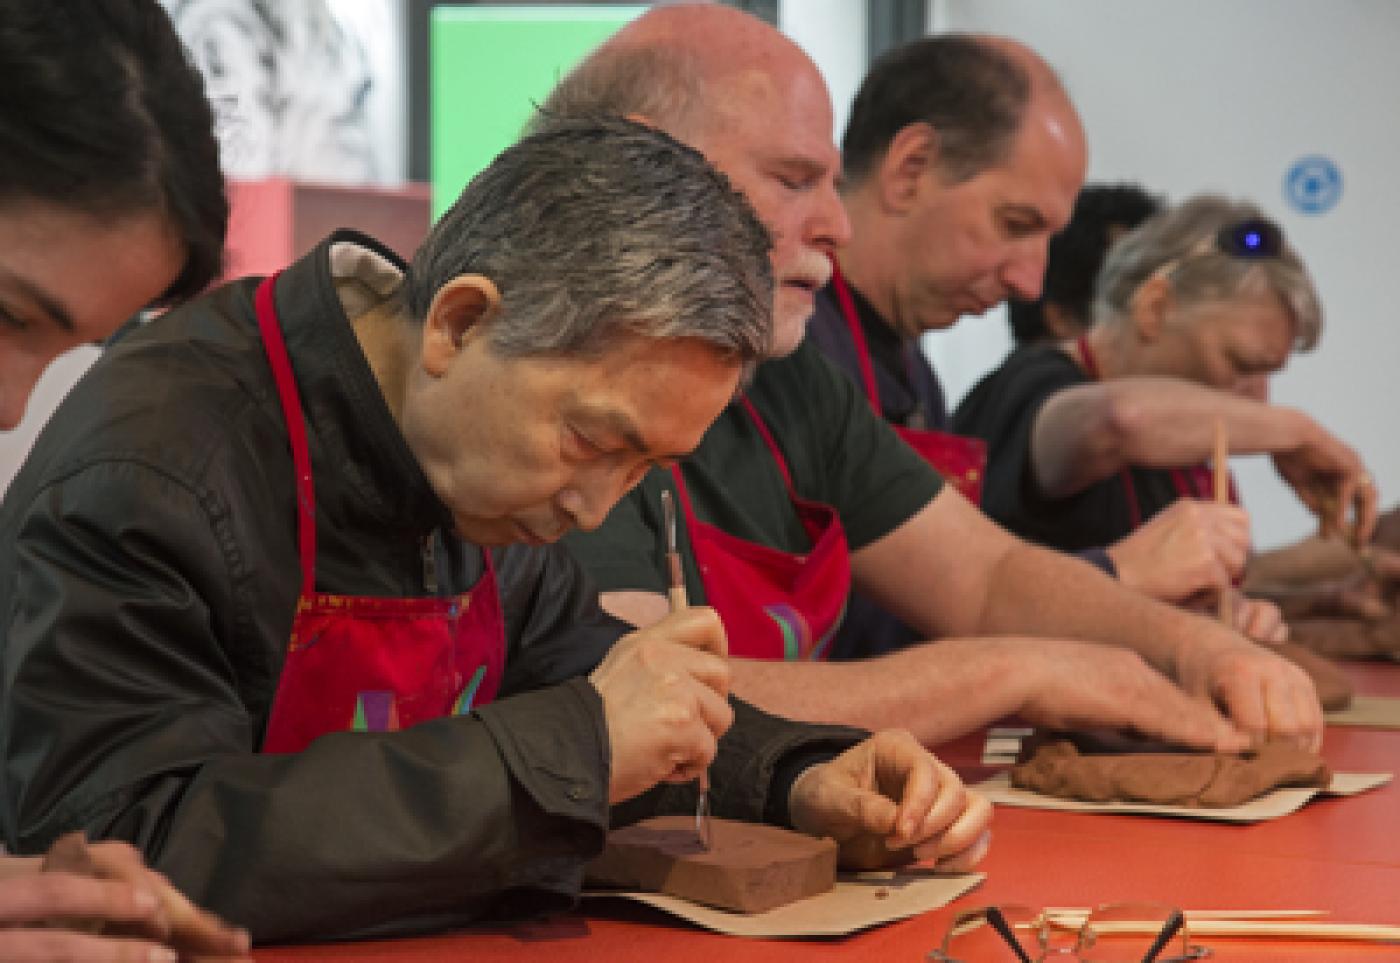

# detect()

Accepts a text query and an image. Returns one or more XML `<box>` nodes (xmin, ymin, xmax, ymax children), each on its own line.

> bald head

<box><xmin>539</xmin><ymin>3</ymin><xmax>817</xmax><ymax>141</ymax></box>
<box><xmin>540</xmin><ymin>2</ymin><xmax>851</xmax><ymax>357</ymax></box>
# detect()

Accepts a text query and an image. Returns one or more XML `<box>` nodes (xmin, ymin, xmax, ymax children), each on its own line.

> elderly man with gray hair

<box><xmin>955</xmin><ymin>194</ymin><xmax>1375</xmax><ymax>560</ymax></box>
<box><xmin>0</xmin><ymin>116</ymin><xmax>991</xmax><ymax>944</ymax></box>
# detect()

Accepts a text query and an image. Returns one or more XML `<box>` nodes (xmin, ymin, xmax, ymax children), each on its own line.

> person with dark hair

<box><xmin>0</xmin><ymin>1</ymin><xmax>249</xmax><ymax>958</ymax></box>
<box><xmin>553</xmin><ymin>8</ymin><xmax>1322</xmax><ymax>756</ymax></box>
<box><xmin>1008</xmin><ymin>183</ymin><xmax>1163</xmax><ymax>346</ymax></box>
<box><xmin>954</xmin><ymin>194</ymin><xmax>1374</xmax><ymax>567</ymax></box>
<box><xmin>808</xmin><ymin>49</ymin><xmax>1278</xmax><ymax>651</ymax></box>
<box><xmin>1</xmin><ymin>115</ymin><xmax>990</xmax><ymax>944</ymax></box>
<box><xmin>0</xmin><ymin>0</ymin><xmax>228</xmax><ymax>430</ymax></box>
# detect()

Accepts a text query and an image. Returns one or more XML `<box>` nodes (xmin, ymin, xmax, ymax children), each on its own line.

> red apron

<box><xmin>254</xmin><ymin>273</ymin><xmax>506</xmax><ymax>754</ymax></box>
<box><xmin>829</xmin><ymin>263</ymin><xmax>987</xmax><ymax>504</ymax></box>
<box><xmin>1072</xmin><ymin>335</ymin><xmax>1239</xmax><ymax>530</ymax></box>
<box><xmin>670</xmin><ymin>397</ymin><xmax>849</xmax><ymax>661</ymax></box>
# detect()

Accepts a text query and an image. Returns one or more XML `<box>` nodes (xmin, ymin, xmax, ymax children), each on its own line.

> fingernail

<box><xmin>148</xmin><ymin>950</ymin><xmax>178</xmax><ymax>963</ymax></box>
<box><xmin>134</xmin><ymin>888</ymin><xmax>160</xmax><ymax>912</ymax></box>
<box><xmin>234</xmin><ymin>927</ymin><xmax>253</xmax><ymax>952</ymax></box>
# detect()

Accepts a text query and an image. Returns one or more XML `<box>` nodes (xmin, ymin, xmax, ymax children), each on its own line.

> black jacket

<box><xmin>0</xmin><ymin>233</ymin><xmax>863</xmax><ymax>943</ymax></box>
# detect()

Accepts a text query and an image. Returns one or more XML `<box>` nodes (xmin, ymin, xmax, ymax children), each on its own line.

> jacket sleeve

<box><xmin>0</xmin><ymin>461</ymin><xmax>611</xmax><ymax>943</ymax></box>
<box><xmin>611</xmin><ymin>696</ymin><xmax>867</xmax><ymax>828</ymax></box>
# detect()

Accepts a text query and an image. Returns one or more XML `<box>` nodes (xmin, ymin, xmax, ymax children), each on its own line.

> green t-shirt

<box><xmin>562</xmin><ymin>339</ymin><xmax>944</xmax><ymax>603</ymax></box>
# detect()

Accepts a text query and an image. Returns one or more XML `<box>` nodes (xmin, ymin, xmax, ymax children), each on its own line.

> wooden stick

<box><xmin>1214</xmin><ymin>417</ymin><xmax>1233</xmax><ymax>627</ymax></box>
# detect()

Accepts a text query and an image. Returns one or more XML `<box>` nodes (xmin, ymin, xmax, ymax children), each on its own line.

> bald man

<box><xmin>554</xmin><ymin>6</ymin><xmax>1322</xmax><ymax>751</ymax></box>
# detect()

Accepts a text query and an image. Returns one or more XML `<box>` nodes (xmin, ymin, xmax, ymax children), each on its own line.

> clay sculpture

<box><xmin>1011</xmin><ymin>739</ymin><xmax>1331</xmax><ymax>807</ymax></box>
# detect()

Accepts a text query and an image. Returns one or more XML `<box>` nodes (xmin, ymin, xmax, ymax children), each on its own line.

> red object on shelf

<box><xmin>223</xmin><ymin>177</ymin><xmax>431</xmax><ymax>281</ymax></box>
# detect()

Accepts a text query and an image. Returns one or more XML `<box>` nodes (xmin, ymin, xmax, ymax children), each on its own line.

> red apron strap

<box><xmin>1074</xmin><ymin>335</ymin><xmax>1144</xmax><ymax>529</ymax></box>
<box><xmin>737</xmin><ymin>395</ymin><xmax>797</xmax><ymax>491</ymax></box>
<box><xmin>255</xmin><ymin>273</ymin><xmax>317</xmax><ymax>596</ymax></box>
<box><xmin>828</xmin><ymin>260</ymin><xmax>884</xmax><ymax>415</ymax></box>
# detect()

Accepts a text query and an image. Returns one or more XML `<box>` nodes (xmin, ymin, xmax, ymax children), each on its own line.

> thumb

<box><xmin>843</xmin><ymin>783</ymin><xmax>900</xmax><ymax>840</ymax></box>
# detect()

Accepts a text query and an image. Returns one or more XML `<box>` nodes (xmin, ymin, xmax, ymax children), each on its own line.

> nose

<box><xmin>812</xmin><ymin>181</ymin><xmax>852</xmax><ymax>252</ymax></box>
<box><xmin>1001</xmin><ymin>242</ymin><xmax>1049</xmax><ymax>302</ymax></box>
<box><xmin>557</xmin><ymin>465</ymin><xmax>647</xmax><ymax>534</ymax></box>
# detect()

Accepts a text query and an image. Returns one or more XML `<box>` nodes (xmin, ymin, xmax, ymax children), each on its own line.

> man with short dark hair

<box><xmin>1007</xmin><ymin>183</ymin><xmax>1164</xmax><ymax>346</ymax></box>
<box><xmin>556</xmin><ymin>7</ymin><xmax>1324</xmax><ymax>751</ymax></box>
<box><xmin>0</xmin><ymin>117</ymin><xmax>990</xmax><ymax>944</ymax></box>
<box><xmin>815</xmin><ymin>58</ymin><xmax>1277</xmax><ymax>644</ymax></box>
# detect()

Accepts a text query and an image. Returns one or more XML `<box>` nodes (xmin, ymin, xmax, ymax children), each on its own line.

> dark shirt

<box><xmin>952</xmin><ymin>343</ymin><xmax>1183</xmax><ymax>550</ymax></box>
<box><xmin>806</xmin><ymin>281</ymin><xmax>948</xmax><ymax>431</ymax></box>
<box><xmin>563</xmin><ymin>337</ymin><xmax>943</xmax><ymax>612</ymax></box>
<box><xmin>804</xmin><ymin>282</ymin><xmax>949</xmax><ymax>658</ymax></box>
<box><xmin>0</xmin><ymin>232</ymin><xmax>864</xmax><ymax>943</ymax></box>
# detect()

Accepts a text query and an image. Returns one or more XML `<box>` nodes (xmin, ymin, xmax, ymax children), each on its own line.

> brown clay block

<box><xmin>587</xmin><ymin>816</ymin><xmax>837</xmax><ymax>914</ymax></box>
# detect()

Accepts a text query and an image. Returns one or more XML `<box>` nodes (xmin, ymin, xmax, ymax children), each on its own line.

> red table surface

<box><xmin>255</xmin><ymin>663</ymin><xmax>1400</xmax><ymax>962</ymax></box>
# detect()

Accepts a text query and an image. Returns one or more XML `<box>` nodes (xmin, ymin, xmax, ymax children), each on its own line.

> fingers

<box><xmin>1212</xmin><ymin>649</ymin><xmax>1323</xmax><ymax>750</ymax></box>
<box><xmin>912</xmin><ymin>791</ymin><xmax>993</xmax><ymax>868</ymax></box>
<box><xmin>1137</xmin><ymin>688</ymin><xmax>1249</xmax><ymax>753</ymax></box>
<box><xmin>0</xmin><ymin>929</ymin><xmax>183</xmax><ymax>962</ymax></box>
<box><xmin>927</xmin><ymin>828</ymin><xmax>992</xmax><ymax>874</ymax></box>
<box><xmin>656</xmin><ymin>606</ymin><xmax>729</xmax><ymax>659</ymax></box>
<box><xmin>0</xmin><ymin>873</ymin><xmax>164</xmax><ymax>930</ymax></box>
<box><xmin>659</xmin><ymin>682</ymin><xmax>734</xmax><ymax>784</ymax></box>
<box><xmin>1351</xmin><ymin>474</ymin><xmax>1379</xmax><ymax>544</ymax></box>
<box><xmin>1235</xmin><ymin>596</ymin><xmax>1288</xmax><ymax>644</ymax></box>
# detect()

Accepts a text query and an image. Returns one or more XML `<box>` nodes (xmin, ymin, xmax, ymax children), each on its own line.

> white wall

<box><xmin>779</xmin><ymin>0</ymin><xmax>867</xmax><ymax>143</ymax></box>
<box><xmin>924</xmin><ymin>0</ymin><xmax>1399</xmax><ymax>549</ymax></box>
<box><xmin>0</xmin><ymin>346</ymin><xmax>101</xmax><ymax>495</ymax></box>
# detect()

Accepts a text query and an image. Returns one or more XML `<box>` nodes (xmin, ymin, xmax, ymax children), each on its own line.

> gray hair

<box><xmin>1093</xmin><ymin>194</ymin><xmax>1323</xmax><ymax>350</ymax></box>
<box><xmin>403</xmin><ymin>116</ymin><xmax>773</xmax><ymax>369</ymax></box>
<box><xmin>530</xmin><ymin>43</ymin><xmax>704</xmax><ymax>139</ymax></box>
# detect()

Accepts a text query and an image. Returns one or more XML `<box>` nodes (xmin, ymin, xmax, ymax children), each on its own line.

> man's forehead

<box><xmin>705</xmin><ymin>68</ymin><xmax>836</xmax><ymax>158</ymax></box>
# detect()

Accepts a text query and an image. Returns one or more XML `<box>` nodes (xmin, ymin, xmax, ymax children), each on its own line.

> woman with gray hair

<box><xmin>954</xmin><ymin>193</ymin><xmax>1374</xmax><ymax>602</ymax></box>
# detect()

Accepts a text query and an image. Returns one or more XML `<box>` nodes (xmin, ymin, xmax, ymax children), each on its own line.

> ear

<box><xmin>1128</xmin><ymin>274</ymin><xmax>1172</xmax><ymax>343</ymax></box>
<box><xmin>420</xmin><ymin>274</ymin><xmax>502</xmax><ymax>378</ymax></box>
<box><xmin>876</xmin><ymin>122</ymin><xmax>939</xmax><ymax>214</ymax></box>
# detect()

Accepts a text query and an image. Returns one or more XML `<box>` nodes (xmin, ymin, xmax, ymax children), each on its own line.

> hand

<box><xmin>0</xmin><ymin>840</ymin><xmax>250</xmax><ymax>962</ymax></box>
<box><xmin>1268</xmin><ymin>545</ymin><xmax>1400</xmax><ymax>623</ymax></box>
<box><xmin>1272</xmin><ymin>417</ymin><xmax>1376</xmax><ymax>542</ymax></box>
<box><xmin>588</xmin><ymin>607</ymin><xmax>733</xmax><ymax>803</ymax></box>
<box><xmin>1172</xmin><ymin>622</ymin><xmax>1324</xmax><ymax>752</ymax></box>
<box><xmin>1107</xmin><ymin>500</ymin><xmax>1251</xmax><ymax>602</ymax></box>
<box><xmin>87</xmin><ymin>840</ymin><xmax>251</xmax><ymax>958</ymax></box>
<box><xmin>1231</xmin><ymin>594</ymin><xmax>1288</xmax><ymax>644</ymax></box>
<box><xmin>787</xmin><ymin>730</ymin><xmax>991</xmax><ymax>872</ymax></box>
<box><xmin>1016</xmin><ymin>641</ymin><xmax>1249</xmax><ymax>752</ymax></box>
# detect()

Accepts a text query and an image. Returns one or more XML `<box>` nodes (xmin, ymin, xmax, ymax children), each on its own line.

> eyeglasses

<box><xmin>928</xmin><ymin>903</ymin><xmax>1212</xmax><ymax>962</ymax></box>
<box><xmin>1153</xmin><ymin>216</ymin><xmax>1285</xmax><ymax>283</ymax></box>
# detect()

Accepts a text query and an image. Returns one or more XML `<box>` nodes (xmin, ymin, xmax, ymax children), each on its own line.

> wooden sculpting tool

<box><xmin>661</xmin><ymin>490</ymin><xmax>713</xmax><ymax>850</ymax></box>
<box><xmin>1214</xmin><ymin>417</ymin><xmax>1233</xmax><ymax>627</ymax></box>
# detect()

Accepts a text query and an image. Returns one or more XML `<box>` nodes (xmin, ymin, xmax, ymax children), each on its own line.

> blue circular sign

<box><xmin>1284</xmin><ymin>155</ymin><xmax>1343</xmax><ymax>215</ymax></box>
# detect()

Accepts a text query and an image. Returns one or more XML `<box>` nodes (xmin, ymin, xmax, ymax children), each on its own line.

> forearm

<box><xmin>728</xmin><ymin>642</ymin><xmax>1030</xmax><ymax>746</ymax></box>
<box><xmin>1035</xmin><ymin>379</ymin><xmax>1312</xmax><ymax>496</ymax></box>
<box><xmin>973</xmin><ymin>537</ymin><xmax>1227</xmax><ymax>679</ymax></box>
<box><xmin>13</xmin><ymin>683</ymin><xmax>610</xmax><ymax>944</ymax></box>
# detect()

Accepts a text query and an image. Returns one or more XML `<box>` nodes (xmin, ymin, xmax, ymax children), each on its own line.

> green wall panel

<box><xmin>430</xmin><ymin>5</ymin><xmax>647</xmax><ymax>220</ymax></box>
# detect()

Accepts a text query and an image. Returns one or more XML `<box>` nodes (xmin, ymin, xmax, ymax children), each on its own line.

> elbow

<box><xmin>1097</xmin><ymin>389</ymin><xmax>1150</xmax><ymax>462</ymax></box>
